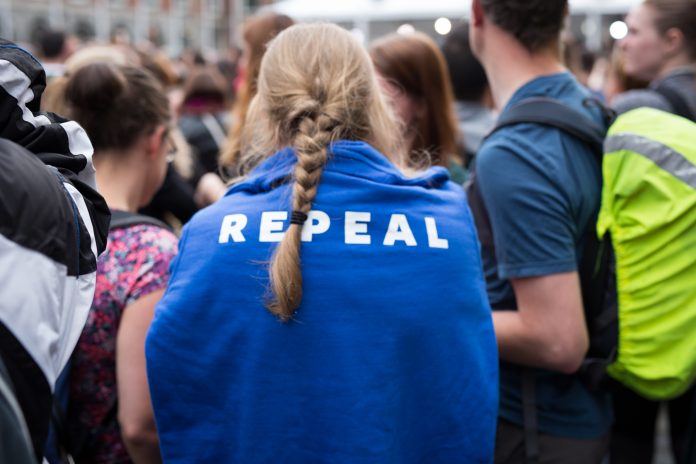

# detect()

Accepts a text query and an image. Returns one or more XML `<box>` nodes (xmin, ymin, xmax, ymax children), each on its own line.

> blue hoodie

<box><xmin>146</xmin><ymin>140</ymin><xmax>498</xmax><ymax>463</ymax></box>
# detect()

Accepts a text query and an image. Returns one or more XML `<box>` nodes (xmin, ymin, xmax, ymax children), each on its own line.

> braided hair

<box><xmin>241</xmin><ymin>23</ymin><xmax>403</xmax><ymax>321</ymax></box>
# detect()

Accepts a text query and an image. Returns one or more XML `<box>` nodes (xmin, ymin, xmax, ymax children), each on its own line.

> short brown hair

<box><xmin>480</xmin><ymin>0</ymin><xmax>568</xmax><ymax>52</ymax></box>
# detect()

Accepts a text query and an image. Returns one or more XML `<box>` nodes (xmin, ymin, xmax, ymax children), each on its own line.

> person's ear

<box><xmin>662</xmin><ymin>27</ymin><xmax>685</xmax><ymax>58</ymax></box>
<box><xmin>146</xmin><ymin>125</ymin><xmax>167</xmax><ymax>159</ymax></box>
<box><xmin>472</xmin><ymin>0</ymin><xmax>485</xmax><ymax>27</ymax></box>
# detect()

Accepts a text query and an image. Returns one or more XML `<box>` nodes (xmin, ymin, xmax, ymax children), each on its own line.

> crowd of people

<box><xmin>1</xmin><ymin>0</ymin><xmax>695</xmax><ymax>463</ymax></box>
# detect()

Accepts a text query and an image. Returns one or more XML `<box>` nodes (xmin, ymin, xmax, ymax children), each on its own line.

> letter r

<box><xmin>219</xmin><ymin>214</ymin><xmax>248</xmax><ymax>243</ymax></box>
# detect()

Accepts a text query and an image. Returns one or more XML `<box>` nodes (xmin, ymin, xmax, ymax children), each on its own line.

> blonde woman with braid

<box><xmin>145</xmin><ymin>24</ymin><xmax>497</xmax><ymax>464</ymax></box>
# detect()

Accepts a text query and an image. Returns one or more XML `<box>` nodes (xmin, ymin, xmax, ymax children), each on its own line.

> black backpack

<box><xmin>466</xmin><ymin>96</ymin><xmax>618</xmax><ymax>463</ymax></box>
<box><xmin>45</xmin><ymin>211</ymin><xmax>169</xmax><ymax>464</ymax></box>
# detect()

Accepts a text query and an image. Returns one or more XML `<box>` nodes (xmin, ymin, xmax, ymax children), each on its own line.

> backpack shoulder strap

<box><xmin>469</xmin><ymin>96</ymin><xmax>610</xmax><ymax>251</ymax></box>
<box><xmin>492</xmin><ymin>96</ymin><xmax>609</xmax><ymax>157</ymax></box>
<box><xmin>494</xmin><ymin>96</ymin><xmax>620</xmax><ymax>367</ymax></box>
<box><xmin>653</xmin><ymin>84</ymin><xmax>696</xmax><ymax>122</ymax></box>
<box><xmin>109</xmin><ymin>210</ymin><xmax>171</xmax><ymax>231</ymax></box>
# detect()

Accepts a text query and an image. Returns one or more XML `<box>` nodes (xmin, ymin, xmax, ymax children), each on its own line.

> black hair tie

<box><xmin>290</xmin><ymin>211</ymin><xmax>308</xmax><ymax>226</ymax></box>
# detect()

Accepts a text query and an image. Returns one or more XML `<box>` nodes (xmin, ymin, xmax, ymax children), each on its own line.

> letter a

<box><xmin>383</xmin><ymin>214</ymin><xmax>417</xmax><ymax>246</ymax></box>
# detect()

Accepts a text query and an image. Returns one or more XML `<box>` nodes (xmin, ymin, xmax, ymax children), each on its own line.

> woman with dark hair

<box><xmin>370</xmin><ymin>32</ymin><xmax>466</xmax><ymax>183</ymax></box>
<box><xmin>62</xmin><ymin>62</ymin><xmax>177</xmax><ymax>463</ymax></box>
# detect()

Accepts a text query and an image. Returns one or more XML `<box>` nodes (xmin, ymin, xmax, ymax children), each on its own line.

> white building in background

<box><xmin>0</xmin><ymin>0</ymin><xmax>270</xmax><ymax>55</ymax></box>
<box><xmin>267</xmin><ymin>0</ymin><xmax>641</xmax><ymax>51</ymax></box>
<box><xmin>0</xmin><ymin>0</ymin><xmax>639</xmax><ymax>55</ymax></box>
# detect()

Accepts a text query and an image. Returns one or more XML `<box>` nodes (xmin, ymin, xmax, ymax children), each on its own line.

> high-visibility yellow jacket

<box><xmin>598</xmin><ymin>107</ymin><xmax>696</xmax><ymax>400</ymax></box>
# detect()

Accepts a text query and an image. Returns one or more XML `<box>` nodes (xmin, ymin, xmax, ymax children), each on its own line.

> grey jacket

<box><xmin>613</xmin><ymin>66</ymin><xmax>696</xmax><ymax>118</ymax></box>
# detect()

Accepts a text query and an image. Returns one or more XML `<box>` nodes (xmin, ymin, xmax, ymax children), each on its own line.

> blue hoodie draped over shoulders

<box><xmin>146</xmin><ymin>140</ymin><xmax>498</xmax><ymax>463</ymax></box>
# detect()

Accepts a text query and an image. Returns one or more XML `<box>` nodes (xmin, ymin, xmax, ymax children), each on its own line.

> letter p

<box><xmin>301</xmin><ymin>210</ymin><xmax>331</xmax><ymax>242</ymax></box>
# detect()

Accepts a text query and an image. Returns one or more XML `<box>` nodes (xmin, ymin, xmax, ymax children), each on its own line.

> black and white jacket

<box><xmin>0</xmin><ymin>39</ymin><xmax>110</xmax><ymax>460</ymax></box>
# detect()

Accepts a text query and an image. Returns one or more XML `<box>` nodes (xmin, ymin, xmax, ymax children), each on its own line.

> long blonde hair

<box><xmin>243</xmin><ymin>23</ymin><xmax>402</xmax><ymax>321</ymax></box>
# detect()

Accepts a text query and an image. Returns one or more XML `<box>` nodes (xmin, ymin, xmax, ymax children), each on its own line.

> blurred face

<box><xmin>63</xmin><ymin>36</ymin><xmax>79</xmax><ymax>59</ymax></box>
<box><xmin>620</xmin><ymin>4</ymin><xmax>668</xmax><ymax>81</ymax></box>
<box><xmin>377</xmin><ymin>74</ymin><xmax>420</xmax><ymax>131</ymax></box>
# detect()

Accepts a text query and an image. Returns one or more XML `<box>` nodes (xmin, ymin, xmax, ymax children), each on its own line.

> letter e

<box><xmin>259</xmin><ymin>211</ymin><xmax>288</xmax><ymax>242</ymax></box>
<box><xmin>345</xmin><ymin>212</ymin><xmax>371</xmax><ymax>245</ymax></box>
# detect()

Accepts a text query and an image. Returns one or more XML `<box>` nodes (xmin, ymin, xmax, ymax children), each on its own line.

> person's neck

<box><xmin>481</xmin><ymin>35</ymin><xmax>566</xmax><ymax>111</ymax></box>
<box><xmin>94</xmin><ymin>150</ymin><xmax>146</xmax><ymax>213</ymax></box>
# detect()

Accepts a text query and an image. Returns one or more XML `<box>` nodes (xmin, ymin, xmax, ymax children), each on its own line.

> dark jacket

<box><xmin>0</xmin><ymin>39</ymin><xmax>109</xmax><ymax>461</ymax></box>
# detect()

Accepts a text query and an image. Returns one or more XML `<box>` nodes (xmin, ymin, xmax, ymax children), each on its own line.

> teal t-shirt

<box><xmin>475</xmin><ymin>73</ymin><xmax>612</xmax><ymax>439</ymax></box>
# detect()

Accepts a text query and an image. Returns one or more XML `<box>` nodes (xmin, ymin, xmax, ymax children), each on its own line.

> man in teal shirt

<box><xmin>468</xmin><ymin>1</ymin><xmax>612</xmax><ymax>462</ymax></box>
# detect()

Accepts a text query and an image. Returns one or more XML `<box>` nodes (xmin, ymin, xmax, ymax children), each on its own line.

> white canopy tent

<box><xmin>271</xmin><ymin>0</ymin><xmax>471</xmax><ymax>22</ymax></box>
<box><xmin>266</xmin><ymin>0</ymin><xmax>640</xmax><ymax>50</ymax></box>
<box><xmin>269</xmin><ymin>0</ymin><xmax>640</xmax><ymax>22</ymax></box>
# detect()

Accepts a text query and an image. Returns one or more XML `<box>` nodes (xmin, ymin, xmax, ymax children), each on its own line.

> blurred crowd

<box><xmin>1</xmin><ymin>0</ymin><xmax>695</xmax><ymax>463</ymax></box>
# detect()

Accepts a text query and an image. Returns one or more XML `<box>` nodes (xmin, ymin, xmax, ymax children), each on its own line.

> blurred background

<box><xmin>0</xmin><ymin>0</ymin><xmax>639</xmax><ymax>58</ymax></box>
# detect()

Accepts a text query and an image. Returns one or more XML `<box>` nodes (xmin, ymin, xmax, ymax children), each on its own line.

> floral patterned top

<box><xmin>68</xmin><ymin>221</ymin><xmax>178</xmax><ymax>464</ymax></box>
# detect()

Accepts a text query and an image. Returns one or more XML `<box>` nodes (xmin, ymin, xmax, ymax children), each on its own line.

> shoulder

<box><xmin>612</xmin><ymin>89</ymin><xmax>671</xmax><ymax>115</ymax></box>
<box><xmin>105</xmin><ymin>224</ymin><xmax>177</xmax><ymax>293</ymax></box>
<box><xmin>109</xmin><ymin>224</ymin><xmax>178</xmax><ymax>259</ymax></box>
<box><xmin>475</xmin><ymin>124</ymin><xmax>591</xmax><ymax>211</ymax></box>
<box><xmin>475</xmin><ymin>140</ymin><xmax>550</xmax><ymax>209</ymax></box>
<box><xmin>478</xmin><ymin>129</ymin><xmax>555</xmax><ymax>178</ymax></box>
<box><xmin>481</xmin><ymin>82</ymin><xmax>604</xmax><ymax>181</ymax></box>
